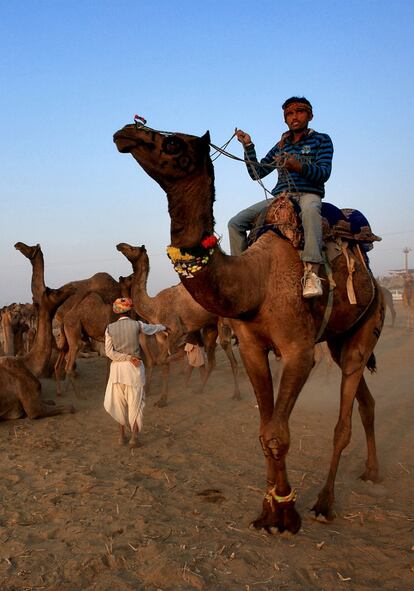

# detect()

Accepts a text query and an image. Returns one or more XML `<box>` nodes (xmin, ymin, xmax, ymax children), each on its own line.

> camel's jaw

<box><xmin>113</xmin><ymin>129</ymin><xmax>140</xmax><ymax>153</ymax></box>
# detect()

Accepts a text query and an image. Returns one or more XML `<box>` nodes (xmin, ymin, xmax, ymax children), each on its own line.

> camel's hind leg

<box><xmin>154</xmin><ymin>362</ymin><xmax>170</xmax><ymax>407</ymax></box>
<box><xmin>355</xmin><ymin>375</ymin><xmax>381</xmax><ymax>483</ymax></box>
<box><xmin>218</xmin><ymin>319</ymin><xmax>241</xmax><ymax>400</ymax></box>
<box><xmin>312</xmin><ymin>292</ymin><xmax>384</xmax><ymax>520</ymax></box>
<box><xmin>199</xmin><ymin>325</ymin><xmax>217</xmax><ymax>392</ymax></box>
<box><xmin>54</xmin><ymin>350</ymin><xmax>67</xmax><ymax>397</ymax></box>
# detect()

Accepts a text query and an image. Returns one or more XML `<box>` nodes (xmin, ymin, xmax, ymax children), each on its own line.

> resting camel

<box><xmin>380</xmin><ymin>286</ymin><xmax>396</xmax><ymax>328</ymax></box>
<box><xmin>114</xmin><ymin>123</ymin><xmax>385</xmax><ymax>534</ymax></box>
<box><xmin>117</xmin><ymin>243</ymin><xmax>241</xmax><ymax>406</ymax></box>
<box><xmin>1</xmin><ymin>244</ymin><xmax>75</xmax><ymax>419</ymax></box>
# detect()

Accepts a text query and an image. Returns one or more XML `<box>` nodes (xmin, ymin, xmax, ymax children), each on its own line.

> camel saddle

<box><xmin>248</xmin><ymin>193</ymin><xmax>381</xmax><ymax>259</ymax></box>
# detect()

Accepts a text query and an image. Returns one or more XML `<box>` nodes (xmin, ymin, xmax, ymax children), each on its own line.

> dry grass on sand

<box><xmin>0</xmin><ymin>303</ymin><xmax>413</xmax><ymax>590</ymax></box>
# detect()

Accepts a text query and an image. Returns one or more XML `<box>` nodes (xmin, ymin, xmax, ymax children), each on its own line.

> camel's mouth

<box><xmin>113</xmin><ymin>131</ymin><xmax>137</xmax><ymax>153</ymax></box>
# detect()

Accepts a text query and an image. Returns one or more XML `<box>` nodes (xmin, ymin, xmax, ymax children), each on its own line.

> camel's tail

<box><xmin>366</xmin><ymin>352</ymin><xmax>377</xmax><ymax>373</ymax></box>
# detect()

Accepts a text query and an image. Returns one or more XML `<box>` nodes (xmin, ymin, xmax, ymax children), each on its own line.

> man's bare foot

<box><xmin>118</xmin><ymin>435</ymin><xmax>127</xmax><ymax>445</ymax></box>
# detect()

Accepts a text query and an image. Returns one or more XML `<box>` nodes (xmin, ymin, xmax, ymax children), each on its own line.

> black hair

<box><xmin>282</xmin><ymin>96</ymin><xmax>313</xmax><ymax>110</ymax></box>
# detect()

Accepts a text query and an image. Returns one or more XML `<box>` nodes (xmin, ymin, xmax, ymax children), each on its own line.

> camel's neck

<box><xmin>30</xmin><ymin>251</ymin><xmax>46</xmax><ymax>305</ymax></box>
<box><xmin>167</xmin><ymin>172</ymin><xmax>215</xmax><ymax>248</ymax></box>
<box><xmin>165</xmin><ymin>166</ymin><xmax>271</xmax><ymax>318</ymax></box>
<box><xmin>130</xmin><ymin>257</ymin><xmax>158</xmax><ymax>322</ymax></box>
<box><xmin>23</xmin><ymin>303</ymin><xmax>53</xmax><ymax>377</ymax></box>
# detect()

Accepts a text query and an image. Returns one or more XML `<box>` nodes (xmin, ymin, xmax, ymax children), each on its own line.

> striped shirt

<box><xmin>244</xmin><ymin>129</ymin><xmax>333</xmax><ymax>197</ymax></box>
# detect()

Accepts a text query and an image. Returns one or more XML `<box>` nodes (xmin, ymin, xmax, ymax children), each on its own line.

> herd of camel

<box><xmin>0</xmin><ymin>239</ymin><xmax>243</xmax><ymax>420</ymax></box>
<box><xmin>1</xmin><ymin>118</ymin><xmax>414</xmax><ymax>535</ymax></box>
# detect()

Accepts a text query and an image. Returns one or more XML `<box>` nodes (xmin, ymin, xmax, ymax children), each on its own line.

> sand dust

<box><xmin>0</xmin><ymin>303</ymin><xmax>413</xmax><ymax>590</ymax></box>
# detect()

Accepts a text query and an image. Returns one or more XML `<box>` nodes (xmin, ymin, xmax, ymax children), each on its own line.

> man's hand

<box><xmin>130</xmin><ymin>356</ymin><xmax>141</xmax><ymax>367</ymax></box>
<box><xmin>235</xmin><ymin>128</ymin><xmax>252</xmax><ymax>147</ymax></box>
<box><xmin>284</xmin><ymin>155</ymin><xmax>302</xmax><ymax>173</ymax></box>
<box><xmin>274</xmin><ymin>153</ymin><xmax>302</xmax><ymax>173</ymax></box>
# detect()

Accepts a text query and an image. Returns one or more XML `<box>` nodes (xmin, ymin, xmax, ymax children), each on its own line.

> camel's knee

<box><xmin>341</xmin><ymin>347</ymin><xmax>365</xmax><ymax>376</ymax></box>
<box><xmin>333</xmin><ymin>420</ymin><xmax>352</xmax><ymax>450</ymax></box>
<box><xmin>260</xmin><ymin>421</ymin><xmax>290</xmax><ymax>461</ymax></box>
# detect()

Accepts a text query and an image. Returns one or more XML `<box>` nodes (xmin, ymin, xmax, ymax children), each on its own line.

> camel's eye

<box><xmin>163</xmin><ymin>136</ymin><xmax>183</xmax><ymax>155</ymax></box>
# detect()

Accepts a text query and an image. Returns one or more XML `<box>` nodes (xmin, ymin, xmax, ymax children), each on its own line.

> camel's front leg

<box><xmin>238</xmin><ymin>337</ymin><xmax>312</xmax><ymax>534</ymax></box>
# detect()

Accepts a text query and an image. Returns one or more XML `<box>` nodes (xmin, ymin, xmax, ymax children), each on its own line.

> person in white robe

<box><xmin>104</xmin><ymin>297</ymin><xmax>166</xmax><ymax>447</ymax></box>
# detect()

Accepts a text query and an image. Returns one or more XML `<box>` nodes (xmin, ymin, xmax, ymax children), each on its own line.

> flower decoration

<box><xmin>166</xmin><ymin>235</ymin><xmax>220</xmax><ymax>278</ymax></box>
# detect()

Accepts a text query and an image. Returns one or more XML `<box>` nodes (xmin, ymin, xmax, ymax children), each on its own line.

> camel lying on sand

<box><xmin>117</xmin><ymin>243</ymin><xmax>241</xmax><ymax>406</ymax></box>
<box><xmin>114</xmin><ymin>123</ymin><xmax>384</xmax><ymax>534</ymax></box>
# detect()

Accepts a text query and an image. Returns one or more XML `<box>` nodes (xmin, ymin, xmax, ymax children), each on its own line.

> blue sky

<box><xmin>1</xmin><ymin>0</ymin><xmax>413</xmax><ymax>306</ymax></box>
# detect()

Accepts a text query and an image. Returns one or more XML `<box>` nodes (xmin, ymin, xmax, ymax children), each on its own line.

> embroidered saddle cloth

<box><xmin>248</xmin><ymin>192</ymin><xmax>382</xmax><ymax>252</ymax></box>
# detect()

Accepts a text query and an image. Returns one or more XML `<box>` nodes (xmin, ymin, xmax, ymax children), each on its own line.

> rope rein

<box><xmin>133</xmin><ymin>115</ymin><xmax>300</xmax><ymax>201</ymax></box>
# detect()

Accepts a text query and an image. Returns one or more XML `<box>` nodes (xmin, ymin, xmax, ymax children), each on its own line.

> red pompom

<box><xmin>201</xmin><ymin>235</ymin><xmax>218</xmax><ymax>248</ymax></box>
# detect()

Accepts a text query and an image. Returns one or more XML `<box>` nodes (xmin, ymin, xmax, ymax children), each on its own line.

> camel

<box><xmin>380</xmin><ymin>286</ymin><xmax>396</xmax><ymax>327</ymax></box>
<box><xmin>13</xmin><ymin>242</ymin><xmax>125</xmax><ymax>390</ymax></box>
<box><xmin>114</xmin><ymin>123</ymin><xmax>385</xmax><ymax>534</ymax></box>
<box><xmin>1</xmin><ymin>243</ymin><xmax>75</xmax><ymax>419</ymax></box>
<box><xmin>116</xmin><ymin>243</ymin><xmax>241</xmax><ymax>406</ymax></box>
<box><xmin>54</xmin><ymin>292</ymin><xmax>116</xmax><ymax>396</ymax></box>
<box><xmin>0</xmin><ymin>303</ymin><xmax>37</xmax><ymax>356</ymax></box>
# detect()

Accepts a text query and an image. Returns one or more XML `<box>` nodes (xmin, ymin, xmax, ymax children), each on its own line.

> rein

<box><xmin>133</xmin><ymin>115</ymin><xmax>279</xmax><ymax>199</ymax></box>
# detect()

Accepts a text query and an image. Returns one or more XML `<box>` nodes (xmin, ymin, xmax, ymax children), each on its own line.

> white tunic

<box><xmin>103</xmin><ymin>317</ymin><xmax>165</xmax><ymax>429</ymax></box>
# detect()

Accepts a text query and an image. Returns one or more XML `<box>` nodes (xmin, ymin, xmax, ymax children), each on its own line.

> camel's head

<box><xmin>113</xmin><ymin>124</ymin><xmax>211</xmax><ymax>189</ymax></box>
<box><xmin>116</xmin><ymin>242</ymin><xmax>147</xmax><ymax>264</ymax></box>
<box><xmin>117</xmin><ymin>243</ymin><xmax>150</xmax><ymax>277</ymax></box>
<box><xmin>118</xmin><ymin>274</ymin><xmax>133</xmax><ymax>298</ymax></box>
<box><xmin>14</xmin><ymin>242</ymin><xmax>41</xmax><ymax>260</ymax></box>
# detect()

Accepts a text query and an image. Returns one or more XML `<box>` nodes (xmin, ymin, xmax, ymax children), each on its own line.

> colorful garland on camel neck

<box><xmin>166</xmin><ymin>235</ymin><xmax>218</xmax><ymax>278</ymax></box>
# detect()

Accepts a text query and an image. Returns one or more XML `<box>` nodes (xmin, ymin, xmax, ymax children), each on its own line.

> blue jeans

<box><xmin>228</xmin><ymin>192</ymin><xmax>323</xmax><ymax>264</ymax></box>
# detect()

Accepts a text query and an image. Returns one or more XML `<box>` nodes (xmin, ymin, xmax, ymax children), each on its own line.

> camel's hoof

<box><xmin>358</xmin><ymin>469</ymin><xmax>382</xmax><ymax>484</ymax></box>
<box><xmin>252</xmin><ymin>502</ymin><xmax>301</xmax><ymax>535</ymax></box>
<box><xmin>154</xmin><ymin>397</ymin><xmax>168</xmax><ymax>408</ymax></box>
<box><xmin>232</xmin><ymin>392</ymin><xmax>242</xmax><ymax>401</ymax></box>
<box><xmin>311</xmin><ymin>491</ymin><xmax>334</xmax><ymax>521</ymax></box>
<box><xmin>44</xmin><ymin>400</ymin><xmax>56</xmax><ymax>406</ymax></box>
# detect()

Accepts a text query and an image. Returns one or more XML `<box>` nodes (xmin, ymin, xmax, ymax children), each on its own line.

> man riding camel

<box><xmin>228</xmin><ymin>96</ymin><xmax>334</xmax><ymax>298</ymax></box>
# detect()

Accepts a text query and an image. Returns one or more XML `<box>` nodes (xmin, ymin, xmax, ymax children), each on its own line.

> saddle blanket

<box><xmin>249</xmin><ymin>193</ymin><xmax>381</xmax><ymax>254</ymax></box>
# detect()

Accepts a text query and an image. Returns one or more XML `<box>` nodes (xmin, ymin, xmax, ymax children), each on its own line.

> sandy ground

<box><xmin>0</xmin><ymin>303</ymin><xmax>413</xmax><ymax>591</ymax></box>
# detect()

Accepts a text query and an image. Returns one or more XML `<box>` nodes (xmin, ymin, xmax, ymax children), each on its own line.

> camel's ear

<box><xmin>201</xmin><ymin>131</ymin><xmax>211</xmax><ymax>145</ymax></box>
<box><xmin>141</xmin><ymin>244</ymin><xmax>146</xmax><ymax>251</ymax></box>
